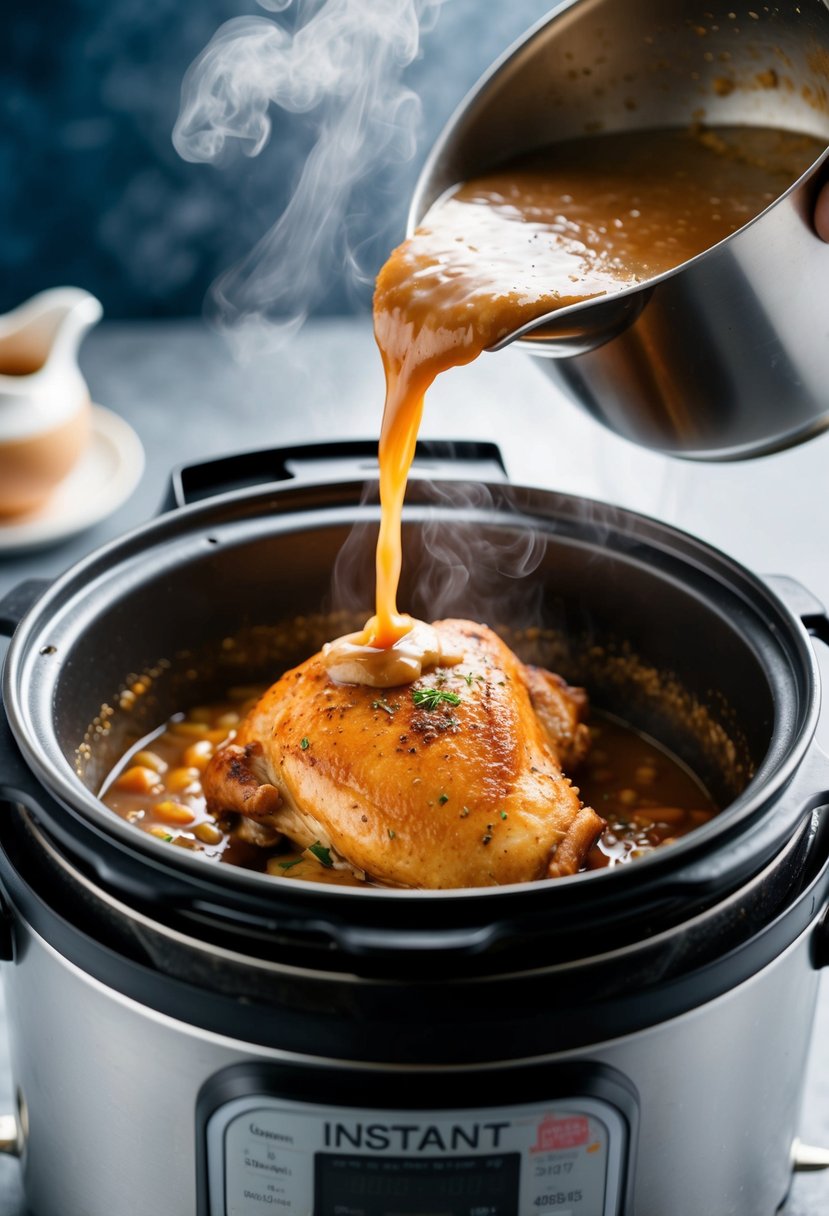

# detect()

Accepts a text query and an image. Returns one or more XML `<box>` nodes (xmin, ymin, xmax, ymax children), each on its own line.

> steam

<box><xmin>412</xmin><ymin>478</ymin><xmax>548</xmax><ymax>623</ymax></box>
<box><xmin>330</xmin><ymin>472</ymin><xmax>548</xmax><ymax>627</ymax></box>
<box><xmin>174</xmin><ymin>0</ymin><xmax>447</xmax><ymax>355</ymax></box>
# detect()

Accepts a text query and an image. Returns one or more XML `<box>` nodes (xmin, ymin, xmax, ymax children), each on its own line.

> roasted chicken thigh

<box><xmin>203</xmin><ymin>619</ymin><xmax>603</xmax><ymax>888</ymax></box>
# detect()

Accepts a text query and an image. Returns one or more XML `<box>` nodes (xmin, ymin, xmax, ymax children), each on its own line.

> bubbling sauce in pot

<box><xmin>322</xmin><ymin>123</ymin><xmax>825</xmax><ymax>682</ymax></box>
<box><xmin>100</xmin><ymin>692</ymin><xmax>717</xmax><ymax>883</ymax></box>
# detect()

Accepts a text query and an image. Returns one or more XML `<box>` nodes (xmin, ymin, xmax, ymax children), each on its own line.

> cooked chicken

<box><xmin>203</xmin><ymin>619</ymin><xmax>604</xmax><ymax>888</ymax></box>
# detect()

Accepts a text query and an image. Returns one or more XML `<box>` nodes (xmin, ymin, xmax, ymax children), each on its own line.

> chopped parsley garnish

<box><xmin>371</xmin><ymin>698</ymin><xmax>398</xmax><ymax>716</ymax></box>
<box><xmin>278</xmin><ymin>858</ymin><xmax>303</xmax><ymax>871</ymax></box>
<box><xmin>388</xmin><ymin>828</ymin><xmax>396</xmax><ymax>839</ymax></box>
<box><xmin>438</xmin><ymin>793</ymin><xmax>449</xmax><ymax>805</ymax></box>
<box><xmin>412</xmin><ymin>688</ymin><xmax>462</xmax><ymax>711</ymax></box>
<box><xmin>307</xmin><ymin>841</ymin><xmax>333</xmax><ymax>868</ymax></box>
<box><xmin>300</xmin><ymin>736</ymin><xmax>310</xmax><ymax>750</ymax></box>
<box><xmin>462</xmin><ymin>672</ymin><xmax>474</xmax><ymax>686</ymax></box>
<box><xmin>500</xmin><ymin>811</ymin><xmax>508</xmax><ymax>820</ymax></box>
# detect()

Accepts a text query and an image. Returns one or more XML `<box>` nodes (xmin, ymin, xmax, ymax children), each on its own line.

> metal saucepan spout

<box><xmin>410</xmin><ymin>0</ymin><xmax>829</xmax><ymax>459</ymax></box>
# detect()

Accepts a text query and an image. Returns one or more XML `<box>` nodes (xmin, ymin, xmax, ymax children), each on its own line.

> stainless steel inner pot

<box><xmin>410</xmin><ymin>0</ymin><xmax>829</xmax><ymax>459</ymax></box>
<box><xmin>1</xmin><ymin>443</ymin><xmax>829</xmax><ymax>1216</ymax></box>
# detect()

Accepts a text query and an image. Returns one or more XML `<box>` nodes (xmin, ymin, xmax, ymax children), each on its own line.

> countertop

<box><xmin>1</xmin><ymin>318</ymin><xmax>829</xmax><ymax>1213</ymax></box>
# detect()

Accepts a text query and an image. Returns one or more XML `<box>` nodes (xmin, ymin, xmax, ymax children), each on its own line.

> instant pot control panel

<box><xmin>197</xmin><ymin>1064</ymin><xmax>638</xmax><ymax>1216</ymax></box>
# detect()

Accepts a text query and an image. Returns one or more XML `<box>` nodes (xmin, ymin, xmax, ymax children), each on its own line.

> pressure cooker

<box><xmin>1</xmin><ymin>441</ymin><xmax>829</xmax><ymax>1216</ymax></box>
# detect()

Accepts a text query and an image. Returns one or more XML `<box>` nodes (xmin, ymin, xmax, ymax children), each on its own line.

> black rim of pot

<box><xmin>0</xmin><ymin>473</ymin><xmax>825</xmax><ymax>966</ymax></box>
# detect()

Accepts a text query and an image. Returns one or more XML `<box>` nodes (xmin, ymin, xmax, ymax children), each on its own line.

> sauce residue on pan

<box><xmin>323</xmin><ymin>123</ymin><xmax>823</xmax><ymax>683</ymax></box>
<box><xmin>100</xmin><ymin>694</ymin><xmax>716</xmax><ymax>883</ymax></box>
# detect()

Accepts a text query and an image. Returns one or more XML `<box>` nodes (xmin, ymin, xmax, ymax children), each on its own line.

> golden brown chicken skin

<box><xmin>203</xmin><ymin>620</ymin><xmax>604</xmax><ymax>888</ymax></box>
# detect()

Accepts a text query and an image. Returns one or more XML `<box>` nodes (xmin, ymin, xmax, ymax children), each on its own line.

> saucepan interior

<box><xmin>414</xmin><ymin>0</ymin><xmax>829</xmax><ymax>225</ymax></box>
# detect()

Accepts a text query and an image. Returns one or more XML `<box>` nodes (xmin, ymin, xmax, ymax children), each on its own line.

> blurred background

<box><xmin>1</xmin><ymin>0</ymin><xmax>556</xmax><ymax>322</ymax></box>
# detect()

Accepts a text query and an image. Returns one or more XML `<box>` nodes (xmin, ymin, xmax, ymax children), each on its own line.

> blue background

<box><xmin>2</xmin><ymin>0</ymin><xmax>555</xmax><ymax>319</ymax></box>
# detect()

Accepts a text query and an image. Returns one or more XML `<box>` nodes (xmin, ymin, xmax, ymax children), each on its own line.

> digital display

<box><xmin>313</xmin><ymin>1152</ymin><xmax>520</xmax><ymax>1216</ymax></box>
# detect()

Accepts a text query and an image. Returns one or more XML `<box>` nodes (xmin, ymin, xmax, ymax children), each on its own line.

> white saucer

<box><xmin>0</xmin><ymin>405</ymin><xmax>145</xmax><ymax>553</ymax></box>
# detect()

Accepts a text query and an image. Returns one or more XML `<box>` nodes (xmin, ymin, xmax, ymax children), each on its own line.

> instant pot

<box><xmin>1</xmin><ymin>442</ymin><xmax>829</xmax><ymax>1216</ymax></box>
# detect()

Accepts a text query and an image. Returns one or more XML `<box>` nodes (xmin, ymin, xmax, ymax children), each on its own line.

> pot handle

<box><xmin>324</xmin><ymin>919</ymin><xmax>503</xmax><ymax>962</ymax></box>
<box><xmin>0</xmin><ymin>688</ymin><xmax>49</xmax><ymax>840</ymax></box>
<box><xmin>763</xmin><ymin>574</ymin><xmax>829</xmax><ymax>647</ymax></box>
<box><xmin>0</xmin><ymin>579</ymin><xmax>58</xmax><ymax>816</ymax></box>
<box><xmin>0</xmin><ymin>587</ymin><xmax>55</xmax><ymax>964</ymax></box>
<box><xmin>163</xmin><ymin>439</ymin><xmax>508</xmax><ymax>510</ymax></box>
<box><xmin>766</xmin><ymin>576</ymin><xmax>829</xmax><ymax>977</ymax></box>
<box><xmin>0</xmin><ymin>580</ymin><xmax>51</xmax><ymax>639</ymax></box>
<box><xmin>0</xmin><ymin>578</ymin><xmax>57</xmax><ymax>855</ymax></box>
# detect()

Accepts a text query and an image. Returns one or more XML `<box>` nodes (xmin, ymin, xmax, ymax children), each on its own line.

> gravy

<box><xmin>100</xmin><ymin>694</ymin><xmax>716</xmax><ymax>881</ymax></box>
<box><xmin>0</xmin><ymin>352</ymin><xmax>45</xmax><ymax>377</ymax></box>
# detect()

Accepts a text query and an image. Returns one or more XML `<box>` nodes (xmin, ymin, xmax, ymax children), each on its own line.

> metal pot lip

<box><xmin>410</xmin><ymin>150</ymin><xmax>829</xmax><ymax>343</ymax></box>
<box><xmin>407</xmin><ymin>0</ymin><xmax>829</xmax><ymax>349</ymax></box>
<box><xmin>3</xmin><ymin>799</ymin><xmax>827</xmax><ymax>1060</ymax></box>
<box><xmin>16</xmin><ymin>796</ymin><xmax>817</xmax><ymax>988</ymax></box>
<box><xmin>2</xmin><ymin>472</ymin><xmax>822</xmax><ymax>915</ymax></box>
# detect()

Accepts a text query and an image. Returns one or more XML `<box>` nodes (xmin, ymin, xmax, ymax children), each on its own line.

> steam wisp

<box><xmin>174</xmin><ymin>0</ymin><xmax>447</xmax><ymax>355</ymax></box>
<box><xmin>329</xmin><ymin>474</ymin><xmax>548</xmax><ymax>629</ymax></box>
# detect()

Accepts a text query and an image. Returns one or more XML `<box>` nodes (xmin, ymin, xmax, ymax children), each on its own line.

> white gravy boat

<box><xmin>0</xmin><ymin>288</ymin><xmax>103</xmax><ymax>516</ymax></box>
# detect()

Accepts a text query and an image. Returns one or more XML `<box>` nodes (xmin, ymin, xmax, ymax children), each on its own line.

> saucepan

<box><xmin>410</xmin><ymin>0</ymin><xmax>829</xmax><ymax>459</ymax></box>
<box><xmin>0</xmin><ymin>443</ymin><xmax>828</xmax><ymax>1215</ymax></box>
